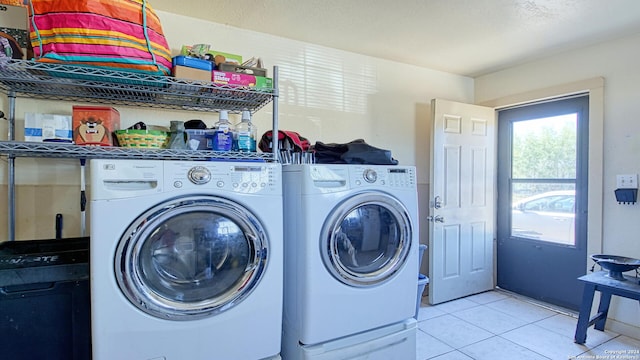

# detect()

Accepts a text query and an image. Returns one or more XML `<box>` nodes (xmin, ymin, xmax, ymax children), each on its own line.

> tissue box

<box><xmin>24</xmin><ymin>113</ymin><xmax>73</xmax><ymax>142</ymax></box>
<box><xmin>72</xmin><ymin>106</ymin><xmax>120</xmax><ymax>146</ymax></box>
<box><xmin>212</xmin><ymin>70</ymin><xmax>273</xmax><ymax>90</ymax></box>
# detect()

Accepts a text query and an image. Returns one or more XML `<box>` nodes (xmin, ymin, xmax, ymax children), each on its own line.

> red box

<box><xmin>72</xmin><ymin>106</ymin><xmax>120</xmax><ymax>146</ymax></box>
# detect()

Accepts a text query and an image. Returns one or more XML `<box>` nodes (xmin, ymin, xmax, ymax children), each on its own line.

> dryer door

<box><xmin>321</xmin><ymin>191</ymin><xmax>412</xmax><ymax>287</ymax></box>
<box><xmin>115</xmin><ymin>195</ymin><xmax>268</xmax><ymax>320</ymax></box>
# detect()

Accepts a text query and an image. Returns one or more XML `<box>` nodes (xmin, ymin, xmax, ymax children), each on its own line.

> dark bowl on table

<box><xmin>590</xmin><ymin>254</ymin><xmax>640</xmax><ymax>280</ymax></box>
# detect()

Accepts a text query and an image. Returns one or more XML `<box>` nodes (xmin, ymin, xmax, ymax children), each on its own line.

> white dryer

<box><xmin>90</xmin><ymin>159</ymin><xmax>283</xmax><ymax>360</ymax></box>
<box><xmin>282</xmin><ymin>164</ymin><xmax>418</xmax><ymax>359</ymax></box>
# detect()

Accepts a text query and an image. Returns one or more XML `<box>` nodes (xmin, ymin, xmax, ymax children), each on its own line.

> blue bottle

<box><xmin>235</xmin><ymin>110</ymin><xmax>257</xmax><ymax>152</ymax></box>
<box><xmin>212</xmin><ymin>110</ymin><xmax>234</xmax><ymax>152</ymax></box>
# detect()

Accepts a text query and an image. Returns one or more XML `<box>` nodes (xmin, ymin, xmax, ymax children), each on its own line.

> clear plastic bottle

<box><xmin>211</xmin><ymin>110</ymin><xmax>234</xmax><ymax>152</ymax></box>
<box><xmin>234</xmin><ymin>110</ymin><xmax>257</xmax><ymax>152</ymax></box>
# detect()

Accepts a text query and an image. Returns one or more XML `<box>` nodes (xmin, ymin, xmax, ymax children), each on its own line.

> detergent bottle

<box><xmin>234</xmin><ymin>110</ymin><xmax>257</xmax><ymax>152</ymax></box>
<box><xmin>212</xmin><ymin>111</ymin><xmax>234</xmax><ymax>151</ymax></box>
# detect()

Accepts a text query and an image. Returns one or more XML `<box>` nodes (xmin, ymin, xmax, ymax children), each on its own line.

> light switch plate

<box><xmin>616</xmin><ymin>174</ymin><xmax>638</xmax><ymax>189</ymax></box>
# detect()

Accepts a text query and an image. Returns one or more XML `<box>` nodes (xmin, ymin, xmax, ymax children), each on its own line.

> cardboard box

<box><xmin>72</xmin><ymin>106</ymin><xmax>120</xmax><ymax>146</ymax></box>
<box><xmin>212</xmin><ymin>70</ymin><xmax>273</xmax><ymax>90</ymax></box>
<box><xmin>24</xmin><ymin>113</ymin><xmax>73</xmax><ymax>142</ymax></box>
<box><xmin>206</xmin><ymin>50</ymin><xmax>242</xmax><ymax>66</ymax></box>
<box><xmin>0</xmin><ymin>3</ymin><xmax>28</xmax><ymax>59</ymax></box>
<box><xmin>218</xmin><ymin>63</ymin><xmax>267</xmax><ymax>77</ymax></box>
<box><xmin>172</xmin><ymin>65</ymin><xmax>211</xmax><ymax>82</ymax></box>
<box><xmin>179</xmin><ymin>45</ymin><xmax>242</xmax><ymax>66</ymax></box>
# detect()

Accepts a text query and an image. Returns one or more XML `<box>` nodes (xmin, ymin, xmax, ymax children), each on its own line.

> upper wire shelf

<box><xmin>0</xmin><ymin>60</ymin><xmax>274</xmax><ymax>113</ymax></box>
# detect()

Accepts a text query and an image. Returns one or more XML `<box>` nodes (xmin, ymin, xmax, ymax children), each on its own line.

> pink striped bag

<box><xmin>28</xmin><ymin>0</ymin><xmax>172</xmax><ymax>76</ymax></box>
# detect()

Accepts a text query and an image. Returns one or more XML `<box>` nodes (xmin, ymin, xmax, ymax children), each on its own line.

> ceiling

<box><xmin>151</xmin><ymin>0</ymin><xmax>640</xmax><ymax>77</ymax></box>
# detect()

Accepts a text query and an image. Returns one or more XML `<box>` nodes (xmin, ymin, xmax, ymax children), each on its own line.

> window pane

<box><xmin>511</xmin><ymin>183</ymin><xmax>576</xmax><ymax>245</ymax></box>
<box><xmin>512</xmin><ymin>114</ymin><xmax>577</xmax><ymax>179</ymax></box>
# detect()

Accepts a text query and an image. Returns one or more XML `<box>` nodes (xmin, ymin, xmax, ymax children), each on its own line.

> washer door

<box><xmin>115</xmin><ymin>195</ymin><xmax>268</xmax><ymax>320</ymax></box>
<box><xmin>321</xmin><ymin>192</ymin><xmax>412</xmax><ymax>287</ymax></box>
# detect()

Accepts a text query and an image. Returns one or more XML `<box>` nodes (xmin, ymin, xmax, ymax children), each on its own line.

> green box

<box><xmin>253</xmin><ymin>76</ymin><xmax>273</xmax><ymax>90</ymax></box>
<box><xmin>207</xmin><ymin>50</ymin><xmax>242</xmax><ymax>65</ymax></box>
<box><xmin>180</xmin><ymin>45</ymin><xmax>242</xmax><ymax>65</ymax></box>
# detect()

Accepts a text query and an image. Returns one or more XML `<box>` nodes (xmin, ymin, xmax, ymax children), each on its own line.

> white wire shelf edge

<box><xmin>0</xmin><ymin>141</ymin><xmax>276</xmax><ymax>161</ymax></box>
<box><xmin>0</xmin><ymin>60</ymin><xmax>274</xmax><ymax>113</ymax></box>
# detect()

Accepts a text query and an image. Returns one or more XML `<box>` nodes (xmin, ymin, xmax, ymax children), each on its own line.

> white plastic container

<box><xmin>415</xmin><ymin>244</ymin><xmax>429</xmax><ymax>319</ymax></box>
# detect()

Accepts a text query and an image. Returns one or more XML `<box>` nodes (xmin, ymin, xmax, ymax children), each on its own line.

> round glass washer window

<box><xmin>321</xmin><ymin>192</ymin><xmax>412</xmax><ymax>287</ymax></box>
<box><xmin>115</xmin><ymin>196</ymin><xmax>268</xmax><ymax>320</ymax></box>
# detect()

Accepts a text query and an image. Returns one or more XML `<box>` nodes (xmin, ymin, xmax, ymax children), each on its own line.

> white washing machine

<box><xmin>282</xmin><ymin>164</ymin><xmax>418</xmax><ymax>359</ymax></box>
<box><xmin>90</xmin><ymin>159</ymin><xmax>283</xmax><ymax>360</ymax></box>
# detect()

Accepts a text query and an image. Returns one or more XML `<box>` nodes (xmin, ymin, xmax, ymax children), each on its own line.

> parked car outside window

<box><xmin>511</xmin><ymin>190</ymin><xmax>575</xmax><ymax>245</ymax></box>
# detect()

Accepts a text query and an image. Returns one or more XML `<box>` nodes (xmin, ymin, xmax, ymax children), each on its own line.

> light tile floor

<box><xmin>415</xmin><ymin>290</ymin><xmax>640</xmax><ymax>360</ymax></box>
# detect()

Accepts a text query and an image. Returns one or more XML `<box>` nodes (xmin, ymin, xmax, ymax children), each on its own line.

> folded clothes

<box><xmin>312</xmin><ymin>139</ymin><xmax>398</xmax><ymax>165</ymax></box>
<box><xmin>259</xmin><ymin>130</ymin><xmax>310</xmax><ymax>153</ymax></box>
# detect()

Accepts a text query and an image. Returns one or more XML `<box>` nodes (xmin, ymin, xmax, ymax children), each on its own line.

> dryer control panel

<box><xmin>165</xmin><ymin>161</ymin><xmax>281</xmax><ymax>195</ymax></box>
<box><xmin>350</xmin><ymin>166</ymin><xmax>416</xmax><ymax>189</ymax></box>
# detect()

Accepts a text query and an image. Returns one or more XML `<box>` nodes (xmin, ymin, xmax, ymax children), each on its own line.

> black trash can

<box><xmin>0</xmin><ymin>237</ymin><xmax>91</xmax><ymax>360</ymax></box>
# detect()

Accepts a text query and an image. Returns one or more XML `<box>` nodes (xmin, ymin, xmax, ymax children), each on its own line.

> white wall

<box><xmin>0</xmin><ymin>11</ymin><xmax>473</xmax><ymax>245</ymax></box>
<box><xmin>475</xmin><ymin>32</ymin><xmax>640</xmax><ymax>339</ymax></box>
<box><xmin>156</xmin><ymin>11</ymin><xmax>474</xmax><ymax>176</ymax></box>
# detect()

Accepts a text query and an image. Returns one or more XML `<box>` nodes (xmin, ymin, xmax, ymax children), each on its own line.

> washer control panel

<box><xmin>166</xmin><ymin>161</ymin><xmax>281</xmax><ymax>194</ymax></box>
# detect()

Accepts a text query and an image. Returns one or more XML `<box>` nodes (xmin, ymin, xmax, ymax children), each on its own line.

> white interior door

<box><xmin>428</xmin><ymin>99</ymin><xmax>496</xmax><ymax>305</ymax></box>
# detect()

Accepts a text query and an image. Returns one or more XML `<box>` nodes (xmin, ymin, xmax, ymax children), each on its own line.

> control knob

<box><xmin>188</xmin><ymin>166</ymin><xmax>211</xmax><ymax>185</ymax></box>
<box><xmin>363</xmin><ymin>169</ymin><xmax>377</xmax><ymax>183</ymax></box>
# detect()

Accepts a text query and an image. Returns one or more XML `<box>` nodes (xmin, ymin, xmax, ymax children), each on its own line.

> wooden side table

<box><xmin>574</xmin><ymin>271</ymin><xmax>640</xmax><ymax>344</ymax></box>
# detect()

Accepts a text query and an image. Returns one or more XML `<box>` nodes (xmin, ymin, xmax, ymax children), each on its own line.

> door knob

<box><xmin>427</xmin><ymin>215</ymin><xmax>445</xmax><ymax>223</ymax></box>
